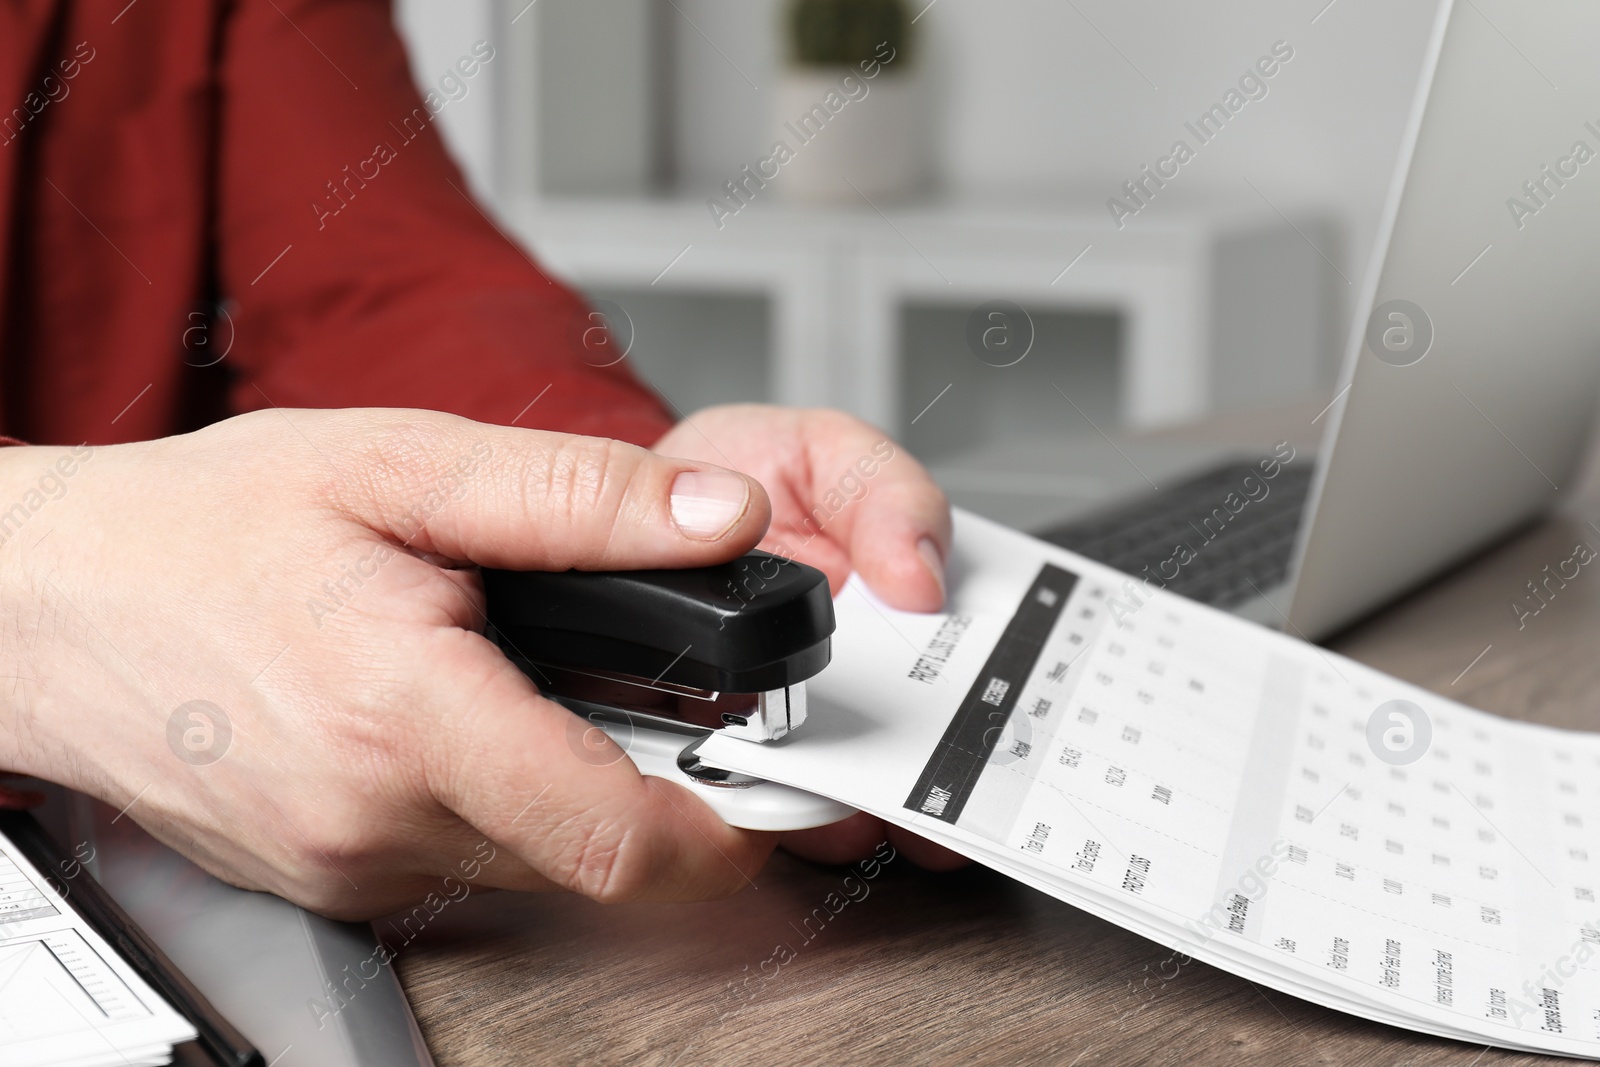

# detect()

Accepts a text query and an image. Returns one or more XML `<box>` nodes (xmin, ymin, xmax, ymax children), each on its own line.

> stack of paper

<box><xmin>0</xmin><ymin>831</ymin><xmax>195</xmax><ymax>1066</ymax></box>
<box><xmin>703</xmin><ymin>508</ymin><xmax>1600</xmax><ymax>1058</ymax></box>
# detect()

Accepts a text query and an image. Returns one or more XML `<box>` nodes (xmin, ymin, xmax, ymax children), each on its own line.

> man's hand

<box><xmin>0</xmin><ymin>408</ymin><xmax>779</xmax><ymax>919</ymax></box>
<box><xmin>654</xmin><ymin>405</ymin><xmax>951</xmax><ymax>607</ymax></box>
<box><xmin>654</xmin><ymin>405</ymin><xmax>967</xmax><ymax>870</ymax></box>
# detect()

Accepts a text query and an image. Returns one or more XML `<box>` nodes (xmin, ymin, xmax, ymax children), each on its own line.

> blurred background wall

<box><xmin>666</xmin><ymin>0</ymin><xmax>1434</xmax><ymax>248</ymax></box>
<box><xmin>391</xmin><ymin>0</ymin><xmax>1454</xmax><ymax>517</ymax></box>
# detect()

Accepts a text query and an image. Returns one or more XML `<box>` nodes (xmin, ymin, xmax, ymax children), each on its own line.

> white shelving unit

<box><xmin>504</xmin><ymin>193</ymin><xmax>1341</xmax><ymax>440</ymax></box>
<box><xmin>394</xmin><ymin>1</ymin><xmax>1347</xmax><ymax>452</ymax></box>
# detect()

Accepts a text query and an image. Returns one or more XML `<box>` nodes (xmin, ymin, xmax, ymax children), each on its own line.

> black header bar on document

<box><xmin>904</xmin><ymin>564</ymin><xmax>1076</xmax><ymax>824</ymax></box>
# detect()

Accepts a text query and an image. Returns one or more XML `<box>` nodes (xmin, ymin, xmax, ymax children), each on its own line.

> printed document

<box><xmin>704</xmin><ymin>508</ymin><xmax>1600</xmax><ymax>1058</ymax></box>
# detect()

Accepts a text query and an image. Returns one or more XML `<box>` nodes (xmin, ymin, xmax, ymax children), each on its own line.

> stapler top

<box><xmin>483</xmin><ymin>551</ymin><xmax>835</xmax><ymax>742</ymax></box>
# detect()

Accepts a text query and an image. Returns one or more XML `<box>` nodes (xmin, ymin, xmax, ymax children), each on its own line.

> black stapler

<box><xmin>482</xmin><ymin>552</ymin><xmax>855</xmax><ymax>830</ymax></box>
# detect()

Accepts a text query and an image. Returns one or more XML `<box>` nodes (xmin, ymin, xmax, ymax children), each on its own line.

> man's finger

<box><xmin>761</xmin><ymin>526</ymin><xmax>851</xmax><ymax>597</ymax></box>
<box><xmin>779</xmin><ymin>811</ymin><xmax>889</xmax><ymax>864</ymax></box>
<box><xmin>335</xmin><ymin>410</ymin><xmax>772</xmax><ymax>571</ymax></box>
<box><xmin>802</xmin><ymin>414</ymin><xmax>951</xmax><ymax>612</ymax></box>
<box><xmin>886</xmin><ymin>824</ymin><xmax>970</xmax><ymax>872</ymax></box>
<box><xmin>781</xmin><ymin>813</ymin><xmax>972</xmax><ymax>872</ymax></box>
<box><xmin>421</xmin><ymin>631</ymin><xmax>777</xmax><ymax>902</ymax></box>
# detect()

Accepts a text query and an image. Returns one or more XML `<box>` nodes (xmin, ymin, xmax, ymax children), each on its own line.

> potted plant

<box><xmin>772</xmin><ymin>0</ymin><xmax>925</xmax><ymax>203</ymax></box>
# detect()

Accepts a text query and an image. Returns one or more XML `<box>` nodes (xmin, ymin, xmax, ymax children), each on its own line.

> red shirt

<box><xmin>0</xmin><ymin>0</ymin><xmax>675</xmax><ymax>447</ymax></box>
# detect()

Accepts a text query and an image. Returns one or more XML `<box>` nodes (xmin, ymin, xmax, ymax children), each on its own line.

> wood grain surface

<box><xmin>395</xmin><ymin>426</ymin><xmax>1600</xmax><ymax>1067</ymax></box>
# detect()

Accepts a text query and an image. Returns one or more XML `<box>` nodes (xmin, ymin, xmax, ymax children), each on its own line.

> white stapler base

<box><xmin>596</xmin><ymin>720</ymin><xmax>856</xmax><ymax>831</ymax></box>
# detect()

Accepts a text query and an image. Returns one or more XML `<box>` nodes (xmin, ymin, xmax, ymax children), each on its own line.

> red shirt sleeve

<box><xmin>214</xmin><ymin>0</ymin><xmax>674</xmax><ymax>447</ymax></box>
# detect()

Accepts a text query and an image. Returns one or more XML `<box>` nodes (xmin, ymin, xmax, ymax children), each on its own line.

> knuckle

<box><xmin>333</xmin><ymin>413</ymin><xmax>463</xmax><ymax>524</ymax></box>
<box><xmin>520</xmin><ymin>436</ymin><xmax>643</xmax><ymax>561</ymax></box>
<box><xmin>561</xmin><ymin>818</ymin><xmax>655</xmax><ymax>903</ymax></box>
<box><xmin>541</xmin><ymin>436</ymin><xmax>620</xmax><ymax>515</ymax></box>
<box><xmin>359</xmin><ymin>416</ymin><xmax>455</xmax><ymax>490</ymax></box>
<box><xmin>371</xmin><ymin>415</ymin><xmax>450</xmax><ymax>465</ymax></box>
<box><xmin>274</xmin><ymin>791</ymin><xmax>391</xmax><ymax>898</ymax></box>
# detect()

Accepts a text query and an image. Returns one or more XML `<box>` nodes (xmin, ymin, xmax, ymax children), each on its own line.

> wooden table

<box><xmin>395</xmin><ymin>413</ymin><xmax>1600</xmax><ymax>1067</ymax></box>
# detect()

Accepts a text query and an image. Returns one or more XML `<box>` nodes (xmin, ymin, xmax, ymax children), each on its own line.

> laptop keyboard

<box><xmin>1033</xmin><ymin>459</ymin><xmax>1314</xmax><ymax>609</ymax></box>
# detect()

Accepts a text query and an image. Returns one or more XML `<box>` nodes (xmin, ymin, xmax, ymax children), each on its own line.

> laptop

<box><xmin>1040</xmin><ymin>0</ymin><xmax>1600</xmax><ymax>640</ymax></box>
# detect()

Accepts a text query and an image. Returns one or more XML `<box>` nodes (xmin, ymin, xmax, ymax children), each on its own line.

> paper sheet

<box><xmin>702</xmin><ymin>508</ymin><xmax>1600</xmax><ymax>1059</ymax></box>
<box><xmin>0</xmin><ymin>828</ymin><xmax>195</xmax><ymax>1066</ymax></box>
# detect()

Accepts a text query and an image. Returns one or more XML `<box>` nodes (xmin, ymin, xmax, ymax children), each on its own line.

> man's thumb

<box><xmin>344</xmin><ymin>414</ymin><xmax>770</xmax><ymax>570</ymax></box>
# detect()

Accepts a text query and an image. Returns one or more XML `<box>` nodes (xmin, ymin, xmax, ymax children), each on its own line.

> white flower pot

<box><xmin>769</xmin><ymin>67</ymin><xmax>926</xmax><ymax>204</ymax></box>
